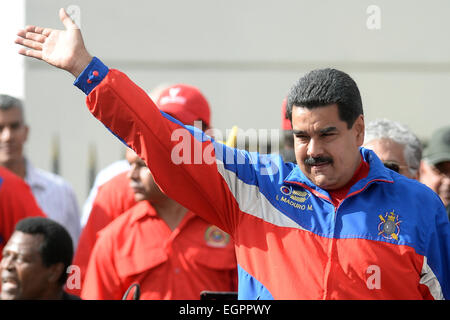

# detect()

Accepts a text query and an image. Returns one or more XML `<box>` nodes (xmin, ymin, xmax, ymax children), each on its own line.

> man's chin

<box><xmin>309</xmin><ymin>175</ymin><xmax>338</xmax><ymax>191</ymax></box>
<box><xmin>0</xmin><ymin>287</ymin><xmax>19</xmax><ymax>300</ymax></box>
<box><xmin>133</xmin><ymin>193</ymin><xmax>147</xmax><ymax>202</ymax></box>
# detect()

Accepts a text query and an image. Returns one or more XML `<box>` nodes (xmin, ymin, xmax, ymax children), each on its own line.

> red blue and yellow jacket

<box><xmin>74</xmin><ymin>57</ymin><xmax>450</xmax><ymax>299</ymax></box>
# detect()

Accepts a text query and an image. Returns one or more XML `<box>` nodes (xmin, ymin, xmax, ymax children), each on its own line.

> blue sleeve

<box><xmin>426</xmin><ymin>198</ymin><xmax>450</xmax><ymax>299</ymax></box>
<box><xmin>73</xmin><ymin>56</ymin><xmax>109</xmax><ymax>95</ymax></box>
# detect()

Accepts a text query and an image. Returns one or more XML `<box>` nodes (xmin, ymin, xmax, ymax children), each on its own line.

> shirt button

<box><xmin>174</xmin><ymin>268</ymin><xmax>180</xmax><ymax>274</ymax></box>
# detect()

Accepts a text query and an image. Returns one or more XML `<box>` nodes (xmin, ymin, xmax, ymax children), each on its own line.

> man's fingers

<box><xmin>24</xmin><ymin>25</ymin><xmax>53</xmax><ymax>37</ymax></box>
<box><xmin>19</xmin><ymin>31</ymin><xmax>47</xmax><ymax>43</ymax></box>
<box><xmin>15</xmin><ymin>37</ymin><xmax>43</xmax><ymax>51</ymax></box>
<box><xmin>18</xmin><ymin>47</ymin><xmax>43</xmax><ymax>60</ymax></box>
<box><xmin>59</xmin><ymin>8</ymin><xmax>78</xmax><ymax>30</ymax></box>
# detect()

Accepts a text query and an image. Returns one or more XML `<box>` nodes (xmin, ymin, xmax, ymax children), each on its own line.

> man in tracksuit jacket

<box><xmin>15</xmin><ymin>9</ymin><xmax>450</xmax><ymax>299</ymax></box>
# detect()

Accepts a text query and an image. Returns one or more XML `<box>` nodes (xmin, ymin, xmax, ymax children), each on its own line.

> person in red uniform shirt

<box><xmin>82</xmin><ymin>147</ymin><xmax>237</xmax><ymax>300</ymax></box>
<box><xmin>71</xmin><ymin>83</ymin><xmax>215</xmax><ymax>296</ymax></box>
<box><xmin>70</xmin><ymin>171</ymin><xmax>136</xmax><ymax>295</ymax></box>
<box><xmin>74</xmin><ymin>84</ymin><xmax>171</xmax><ymax>283</ymax></box>
<box><xmin>0</xmin><ymin>166</ymin><xmax>46</xmax><ymax>260</ymax></box>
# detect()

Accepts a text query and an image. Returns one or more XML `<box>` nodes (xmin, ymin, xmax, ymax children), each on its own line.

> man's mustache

<box><xmin>304</xmin><ymin>156</ymin><xmax>333</xmax><ymax>166</ymax></box>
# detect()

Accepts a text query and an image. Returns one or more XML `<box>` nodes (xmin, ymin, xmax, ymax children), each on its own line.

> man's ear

<box><xmin>24</xmin><ymin>125</ymin><xmax>29</xmax><ymax>142</ymax></box>
<box><xmin>419</xmin><ymin>160</ymin><xmax>428</xmax><ymax>181</ymax></box>
<box><xmin>48</xmin><ymin>263</ymin><xmax>65</xmax><ymax>284</ymax></box>
<box><xmin>353</xmin><ymin>115</ymin><xmax>365</xmax><ymax>146</ymax></box>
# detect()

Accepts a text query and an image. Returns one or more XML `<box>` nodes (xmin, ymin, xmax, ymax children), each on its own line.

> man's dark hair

<box><xmin>286</xmin><ymin>68</ymin><xmax>363</xmax><ymax>129</ymax></box>
<box><xmin>15</xmin><ymin>217</ymin><xmax>73</xmax><ymax>286</ymax></box>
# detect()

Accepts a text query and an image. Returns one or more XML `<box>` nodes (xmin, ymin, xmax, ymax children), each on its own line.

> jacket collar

<box><xmin>283</xmin><ymin>147</ymin><xmax>394</xmax><ymax>199</ymax></box>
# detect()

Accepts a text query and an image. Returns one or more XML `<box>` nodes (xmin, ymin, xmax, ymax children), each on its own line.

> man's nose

<box><xmin>127</xmin><ymin>165</ymin><xmax>140</xmax><ymax>180</ymax></box>
<box><xmin>307</xmin><ymin>138</ymin><xmax>324</xmax><ymax>158</ymax></box>
<box><xmin>0</xmin><ymin>127</ymin><xmax>13</xmax><ymax>141</ymax></box>
<box><xmin>0</xmin><ymin>256</ymin><xmax>15</xmax><ymax>270</ymax></box>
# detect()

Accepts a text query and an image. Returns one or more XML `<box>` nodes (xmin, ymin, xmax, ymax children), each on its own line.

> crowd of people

<box><xmin>0</xmin><ymin>8</ymin><xmax>449</xmax><ymax>300</ymax></box>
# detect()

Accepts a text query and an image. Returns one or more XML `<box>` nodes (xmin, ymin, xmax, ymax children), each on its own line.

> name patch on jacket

<box><xmin>276</xmin><ymin>186</ymin><xmax>313</xmax><ymax>211</ymax></box>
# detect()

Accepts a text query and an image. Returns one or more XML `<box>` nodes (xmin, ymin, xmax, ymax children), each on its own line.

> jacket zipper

<box><xmin>322</xmin><ymin>179</ymin><xmax>389</xmax><ymax>299</ymax></box>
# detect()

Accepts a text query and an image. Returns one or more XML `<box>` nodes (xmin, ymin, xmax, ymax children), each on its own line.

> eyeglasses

<box><xmin>431</xmin><ymin>163</ymin><xmax>450</xmax><ymax>179</ymax></box>
<box><xmin>383</xmin><ymin>161</ymin><xmax>410</xmax><ymax>173</ymax></box>
<box><xmin>383</xmin><ymin>162</ymin><xmax>399</xmax><ymax>172</ymax></box>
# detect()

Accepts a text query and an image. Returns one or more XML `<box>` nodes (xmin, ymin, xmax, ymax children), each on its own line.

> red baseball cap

<box><xmin>281</xmin><ymin>97</ymin><xmax>292</xmax><ymax>130</ymax></box>
<box><xmin>156</xmin><ymin>84</ymin><xmax>211</xmax><ymax>127</ymax></box>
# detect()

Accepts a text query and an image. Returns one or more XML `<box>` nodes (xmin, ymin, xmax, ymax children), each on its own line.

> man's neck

<box><xmin>2</xmin><ymin>157</ymin><xmax>26</xmax><ymax>179</ymax></box>
<box><xmin>151</xmin><ymin>199</ymin><xmax>188</xmax><ymax>231</ymax></box>
<box><xmin>38</xmin><ymin>287</ymin><xmax>65</xmax><ymax>300</ymax></box>
<box><xmin>328</xmin><ymin>154</ymin><xmax>369</xmax><ymax>207</ymax></box>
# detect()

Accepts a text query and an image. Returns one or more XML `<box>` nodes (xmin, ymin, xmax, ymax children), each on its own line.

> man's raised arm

<box><xmin>14</xmin><ymin>9</ymin><xmax>280</xmax><ymax>237</ymax></box>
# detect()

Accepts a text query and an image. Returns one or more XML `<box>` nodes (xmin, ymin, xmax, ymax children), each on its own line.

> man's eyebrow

<box><xmin>0</xmin><ymin>121</ymin><xmax>23</xmax><ymax>127</ymax></box>
<box><xmin>319</xmin><ymin>127</ymin><xmax>338</xmax><ymax>134</ymax></box>
<box><xmin>292</xmin><ymin>127</ymin><xmax>338</xmax><ymax>135</ymax></box>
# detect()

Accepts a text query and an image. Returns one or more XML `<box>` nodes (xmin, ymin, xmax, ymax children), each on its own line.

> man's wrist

<box><xmin>73</xmin><ymin>56</ymin><xmax>109</xmax><ymax>95</ymax></box>
<box><xmin>71</xmin><ymin>53</ymin><xmax>94</xmax><ymax>78</ymax></box>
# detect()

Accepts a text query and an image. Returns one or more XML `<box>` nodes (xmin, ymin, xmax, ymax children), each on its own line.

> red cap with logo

<box><xmin>281</xmin><ymin>98</ymin><xmax>291</xmax><ymax>130</ymax></box>
<box><xmin>156</xmin><ymin>84</ymin><xmax>211</xmax><ymax>128</ymax></box>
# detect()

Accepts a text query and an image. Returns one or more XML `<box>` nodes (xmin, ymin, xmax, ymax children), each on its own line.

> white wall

<box><xmin>0</xmin><ymin>0</ymin><xmax>25</xmax><ymax>99</ymax></box>
<box><xmin>21</xmin><ymin>0</ymin><xmax>450</xmax><ymax>211</ymax></box>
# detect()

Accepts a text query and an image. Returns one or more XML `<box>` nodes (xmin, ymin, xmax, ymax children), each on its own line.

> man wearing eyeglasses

<box><xmin>363</xmin><ymin>119</ymin><xmax>422</xmax><ymax>180</ymax></box>
<box><xmin>420</xmin><ymin>126</ymin><xmax>450</xmax><ymax>218</ymax></box>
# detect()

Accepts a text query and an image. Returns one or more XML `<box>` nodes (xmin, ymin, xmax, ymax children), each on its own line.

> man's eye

<box><xmin>321</xmin><ymin>133</ymin><xmax>336</xmax><ymax>138</ymax></box>
<box><xmin>16</xmin><ymin>255</ymin><xmax>30</xmax><ymax>263</ymax></box>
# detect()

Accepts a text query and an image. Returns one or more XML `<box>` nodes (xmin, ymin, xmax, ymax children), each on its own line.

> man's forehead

<box><xmin>126</xmin><ymin>150</ymin><xmax>146</xmax><ymax>165</ymax></box>
<box><xmin>0</xmin><ymin>107</ymin><xmax>25</xmax><ymax>123</ymax></box>
<box><xmin>365</xmin><ymin>138</ymin><xmax>406</xmax><ymax>162</ymax></box>
<box><xmin>4</xmin><ymin>232</ymin><xmax>42</xmax><ymax>254</ymax></box>
<box><xmin>292</xmin><ymin>104</ymin><xmax>345</xmax><ymax>126</ymax></box>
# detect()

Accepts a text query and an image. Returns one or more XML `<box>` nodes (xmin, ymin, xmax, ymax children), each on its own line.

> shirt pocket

<box><xmin>115</xmin><ymin>248</ymin><xmax>168</xmax><ymax>278</ymax></box>
<box><xmin>192</xmin><ymin>246</ymin><xmax>237</xmax><ymax>271</ymax></box>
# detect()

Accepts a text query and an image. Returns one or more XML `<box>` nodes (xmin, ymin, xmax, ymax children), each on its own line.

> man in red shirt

<box><xmin>72</xmin><ymin>84</ymin><xmax>223</xmax><ymax>297</ymax></box>
<box><xmin>82</xmin><ymin>147</ymin><xmax>237</xmax><ymax>299</ymax></box>
<box><xmin>69</xmin><ymin>171</ymin><xmax>136</xmax><ymax>295</ymax></box>
<box><xmin>0</xmin><ymin>166</ymin><xmax>46</xmax><ymax>260</ymax></box>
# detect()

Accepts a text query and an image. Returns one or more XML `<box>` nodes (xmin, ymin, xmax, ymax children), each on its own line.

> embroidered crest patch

<box><xmin>204</xmin><ymin>225</ymin><xmax>230</xmax><ymax>248</ymax></box>
<box><xmin>378</xmin><ymin>211</ymin><xmax>402</xmax><ymax>240</ymax></box>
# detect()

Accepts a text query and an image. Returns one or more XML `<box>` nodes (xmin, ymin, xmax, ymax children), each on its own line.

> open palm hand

<box><xmin>15</xmin><ymin>8</ymin><xmax>92</xmax><ymax>77</ymax></box>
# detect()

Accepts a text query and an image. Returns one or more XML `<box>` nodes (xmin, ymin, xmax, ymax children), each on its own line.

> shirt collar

<box><xmin>129</xmin><ymin>200</ymin><xmax>196</xmax><ymax>226</ymax></box>
<box><xmin>129</xmin><ymin>200</ymin><xmax>158</xmax><ymax>224</ymax></box>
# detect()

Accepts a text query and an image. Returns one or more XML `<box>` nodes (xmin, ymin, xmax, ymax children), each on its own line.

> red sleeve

<box><xmin>0</xmin><ymin>167</ymin><xmax>46</xmax><ymax>259</ymax></box>
<box><xmin>70</xmin><ymin>171</ymin><xmax>135</xmax><ymax>296</ymax></box>
<box><xmin>86</xmin><ymin>70</ymin><xmax>242</xmax><ymax>236</ymax></box>
<box><xmin>81</xmin><ymin>227</ymin><xmax>123</xmax><ymax>300</ymax></box>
